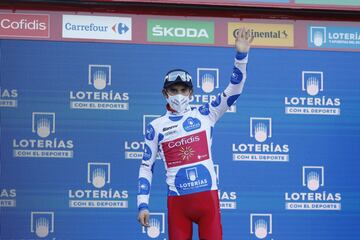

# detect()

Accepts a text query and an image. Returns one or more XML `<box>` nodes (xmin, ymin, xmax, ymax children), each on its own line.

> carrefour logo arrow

<box><xmin>112</xmin><ymin>23</ymin><xmax>129</xmax><ymax>35</ymax></box>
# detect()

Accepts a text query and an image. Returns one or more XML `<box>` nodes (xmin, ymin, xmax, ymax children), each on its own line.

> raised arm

<box><xmin>198</xmin><ymin>27</ymin><xmax>254</xmax><ymax>123</ymax></box>
<box><xmin>137</xmin><ymin>122</ymin><xmax>159</xmax><ymax>226</ymax></box>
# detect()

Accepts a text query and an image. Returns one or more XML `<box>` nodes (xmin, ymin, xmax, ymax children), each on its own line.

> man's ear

<box><xmin>162</xmin><ymin>89</ymin><xmax>168</xmax><ymax>98</ymax></box>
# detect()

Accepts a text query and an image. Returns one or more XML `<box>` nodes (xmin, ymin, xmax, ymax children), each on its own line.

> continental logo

<box><xmin>228</xmin><ymin>22</ymin><xmax>294</xmax><ymax>47</ymax></box>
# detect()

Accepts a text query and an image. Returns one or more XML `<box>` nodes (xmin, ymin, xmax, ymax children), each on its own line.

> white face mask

<box><xmin>166</xmin><ymin>94</ymin><xmax>190</xmax><ymax>113</ymax></box>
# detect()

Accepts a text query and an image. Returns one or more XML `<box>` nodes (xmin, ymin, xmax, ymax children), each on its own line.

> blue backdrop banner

<box><xmin>1</xmin><ymin>40</ymin><xmax>360</xmax><ymax>240</ymax></box>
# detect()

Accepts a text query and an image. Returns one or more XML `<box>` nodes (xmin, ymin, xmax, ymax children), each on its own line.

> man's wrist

<box><xmin>138</xmin><ymin>203</ymin><xmax>149</xmax><ymax>212</ymax></box>
<box><xmin>236</xmin><ymin>52</ymin><xmax>248</xmax><ymax>60</ymax></box>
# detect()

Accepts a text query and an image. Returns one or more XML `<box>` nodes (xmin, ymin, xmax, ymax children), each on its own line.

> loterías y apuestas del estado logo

<box><xmin>285</xmin><ymin>166</ymin><xmax>342</xmax><ymax>211</ymax></box>
<box><xmin>69</xmin><ymin>64</ymin><xmax>129</xmax><ymax>111</ymax></box>
<box><xmin>0</xmin><ymin>87</ymin><xmax>18</xmax><ymax>108</ymax></box>
<box><xmin>284</xmin><ymin>71</ymin><xmax>341</xmax><ymax>116</ymax></box>
<box><xmin>232</xmin><ymin>117</ymin><xmax>290</xmax><ymax>163</ymax></box>
<box><xmin>12</xmin><ymin>112</ymin><xmax>74</xmax><ymax>158</ymax></box>
<box><xmin>68</xmin><ymin>162</ymin><xmax>128</xmax><ymax>209</ymax></box>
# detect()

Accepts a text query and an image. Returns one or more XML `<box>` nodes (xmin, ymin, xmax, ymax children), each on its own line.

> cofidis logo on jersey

<box><xmin>0</xmin><ymin>87</ymin><xmax>18</xmax><ymax>108</ymax></box>
<box><xmin>68</xmin><ymin>162</ymin><xmax>128</xmax><ymax>208</ymax></box>
<box><xmin>250</xmin><ymin>213</ymin><xmax>273</xmax><ymax>239</ymax></box>
<box><xmin>0</xmin><ymin>188</ymin><xmax>16</xmax><ymax>207</ymax></box>
<box><xmin>141</xmin><ymin>212</ymin><xmax>166</xmax><ymax>240</ymax></box>
<box><xmin>125</xmin><ymin>115</ymin><xmax>161</xmax><ymax>160</ymax></box>
<box><xmin>308</xmin><ymin>25</ymin><xmax>360</xmax><ymax>49</ymax></box>
<box><xmin>31</xmin><ymin>211</ymin><xmax>55</xmax><ymax>239</ymax></box>
<box><xmin>12</xmin><ymin>112</ymin><xmax>74</xmax><ymax>158</ymax></box>
<box><xmin>285</xmin><ymin>166</ymin><xmax>341</xmax><ymax>210</ymax></box>
<box><xmin>62</xmin><ymin>15</ymin><xmax>131</xmax><ymax>41</ymax></box>
<box><xmin>70</xmin><ymin>64</ymin><xmax>129</xmax><ymax>110</ymax></box>
<box><xmin>191</xmin><ymin>68</ymin><xmax>236</xmax><ymax>113</ymax></box>
<box><xmin>284</xmin><ymin>71</ymin><xmax>341</xmax><ymax>115</ymax></box>
<box><xmin>162</xmin><ymin>131</ymin><xmax>209</xmax><ymax>168</ymax></box>
<box><xmin>232</xmin><ymin>117</ymin><xmax>289</xmax><ymax>162</ymax></box>
<box><xmin>214</xmin><ymin>164</ymin><xmax>238</xmax><ymax>210</ymax></box>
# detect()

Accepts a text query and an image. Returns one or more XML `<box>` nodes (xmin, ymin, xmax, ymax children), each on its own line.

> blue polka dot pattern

<box><xmin>142</xmin><ymin>144</ymin><xmax>152</xmax><ymax>161</ymax></box>
<box><xmin>199</xmin><ymin>103</ymin><xmax>210</xmax><ymax>115</ymax></box>
<box><xmin>227</xmin><ymin>94</ymin><xmax>240</xmax><ymax>107</ymax></box>
<box><xmin>230</xmin><ymin>67</ymin><xmax>243</xmax><ymax>84</ymax></box>
<box><xmin>236</xmin><ymin>52</ymin><xmax>247</xmax><ymax>60</ymax></box>
<box><xmin>138</xmin><ymin>177</ymin><xmax>151</xmax><ymax>195</ymax></box>
<box><xmin>169</xmin><ymin>115</ymin><xmax>183</xmax><ymax>121</ymax></box>
<box><xmin>158</xmin><ymin>133</ymin><xmax>164</xmax><ymax>143</ymax></box>
<box><xmin>211</xmin><ymin>93</ymin><xmax>221</xmax><ymax>108</ymax></box>
<box><xmin>138</xmin><ymin>203</ymin><xmax>149</xmax><ymax>211</ymax></box>
<box><xmin>145</xmin><ymin>124</ymin><xmax>155</xmax><ymax>141</ymax></box>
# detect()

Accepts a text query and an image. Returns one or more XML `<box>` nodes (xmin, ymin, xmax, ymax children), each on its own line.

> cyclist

<box><xmin>137</xmin><ymin>27</ymin><xmax>254</xmax><ymax>239</ymax></box>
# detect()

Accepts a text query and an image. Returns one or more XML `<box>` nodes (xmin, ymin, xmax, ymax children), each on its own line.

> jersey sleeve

<box><xmin>137</xmin><ymin>122</ymin><xmax>159</xmax><ymax>212</ymax></box>
<box><xmin>198</xmin><ymin>52</ymin><xmax>249</xmax><ymax>124</ymax></box>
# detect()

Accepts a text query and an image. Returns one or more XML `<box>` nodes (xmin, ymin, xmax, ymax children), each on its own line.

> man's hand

<box><xmin>137</xmin><ymin>209</ymin><xmax>150</xmax><ymax>227</ymax></box>
<box><xmin>235</xmin><ymin>27</ymin><xmax>255</xmax><ymax>53</ymax></box>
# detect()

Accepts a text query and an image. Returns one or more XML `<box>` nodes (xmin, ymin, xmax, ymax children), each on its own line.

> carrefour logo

<box><xmin>0</xmin><ymin>87</ymin><xmax>18</xmax><ymax>108</ymax></box>
<box><xmin>232</xmin><ymin>117</ymin><xmax>289</xmax><ymax>162</ymax></box>
<box><xmin>250</xmin><ymin>213</ymin><xmax>273</xmax><ymax>239</ymax></box>
<box><xmin>308</xmin><ymin>25</ymin><xmax>360</xmax><ymax>49</ymax></box>
<box><xmin>191</xmin><ymin>67</ymin><xmax>235</xmax><ymax>113</ymax></box>
<box><xmin>284</xmin><ymin>71</ymin><xmax>341</xmax><ymax>115</ymax></box>
<box><xmin>31</xmin><ymin>211</ymin><xmax>55</xmax><ymax>239</ymax></box>
<box><xmin>69</xmin><ymin>64</ymin><xmax>129</xmax><ymax>110</ymax></box>
<box><xmin>112</xmin><ymin>22</ymin><xmax>129</xmax><ymax>35</ymax></box>
<box><xmin>68</xmin><ymin>162</ymin><xmax>128</xmax><ymax>208</ymax></box>
<box><xmin>12</xmin><ymin>112</ymin><xmax>74</xmax><ymax>158</ymax></box>
<box><xmin>62</xmin><ymin>15</ymin><xmax>132</xmax><ymax>41</ymax></box>
<box><xmin>285</xmin><ymin>166</ymin><xmax>342</xmax><ymax>211</ymax></box>
<box><xmin>141</xmin><ymin>212</ymin><xmax>166</xmax><ymax>239</ymax></box>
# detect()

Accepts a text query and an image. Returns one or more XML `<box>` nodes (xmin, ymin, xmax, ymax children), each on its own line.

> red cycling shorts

<box><xmin>167</xmin><ymin>190</ymin><xmax>222</xmax><ymax>240</ymax></box>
